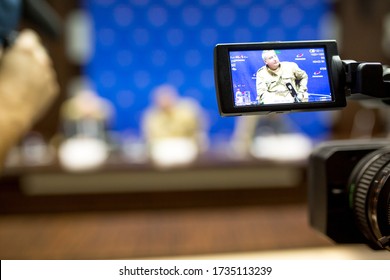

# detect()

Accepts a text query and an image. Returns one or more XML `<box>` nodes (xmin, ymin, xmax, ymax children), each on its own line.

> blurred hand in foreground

<box><xmin>0</xmin><ymin>29</ymin><xmax>59</xmax><ymax>165</ymax></box>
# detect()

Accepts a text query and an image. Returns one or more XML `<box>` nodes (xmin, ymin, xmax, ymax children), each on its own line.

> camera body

<box><xmin>214</xmin><ymin>40</ymin><xmax>390</xmax><ymax>250</ymax></box>
<box><xmin>308</xmin><ymin>139</ymin><xmax>390</xmax><ymax>249</ymax></box>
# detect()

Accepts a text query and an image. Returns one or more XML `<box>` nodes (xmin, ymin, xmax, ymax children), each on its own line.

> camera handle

<box><xmin>332</xmin><ymin>56</ymin><xmax>390</xmax><ymax>102</ymax></box>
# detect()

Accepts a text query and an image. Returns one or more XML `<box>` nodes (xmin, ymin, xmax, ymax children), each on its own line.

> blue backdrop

<box><xmin>83</xmin><ymin>0</ymin><xmax>333</xmax><ymax>144</ymax></box>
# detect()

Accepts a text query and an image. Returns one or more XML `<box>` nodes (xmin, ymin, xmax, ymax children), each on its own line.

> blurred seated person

<box><xmin>58</xmin><ymin>87</ymin><xmax>114</xmax><ymax>171</ymax></box>
<box><xmin>60</xmin><ymin>87</ymin><xmax>114</xmax><ymax>140</ymax></box>
<box><xmin>141</xmin><ymin>84</ymin><xmax>207</xmax><ymax>167</ymax></box>
<box><xmin>0</xmin><ymin>29</ymin><xmax>59</xmax><ymax>169</ymax></box>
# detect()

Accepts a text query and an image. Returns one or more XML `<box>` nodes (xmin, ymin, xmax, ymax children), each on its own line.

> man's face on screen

<box><xmin>264</xmin><ymin>51</ymin><xmax>280</xmax><ymax>70</ymax></box>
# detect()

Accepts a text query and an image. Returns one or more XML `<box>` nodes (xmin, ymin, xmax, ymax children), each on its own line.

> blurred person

<box><xmin>58</xmin><ymin>87</ymin><xmax>114</xmax><ymax>171</ymax></box>
<box><xmin>141</xmin><ymin>84</ymin><xmax>207</xmax><ymax>167</ymax></box>
<box><xmin>60</xmin><ymin>87</ymin><xmax>114</xmax><ymax>140</ymax></box>
<box><xmin>256</xmin><ymin>50</ymin><xmax>308</xmax><ymax>104</ymax></box>
<box><xmin>0</xmin><ymin>29</ymin><xmax>59</xmax><ymax>169</ymax></box>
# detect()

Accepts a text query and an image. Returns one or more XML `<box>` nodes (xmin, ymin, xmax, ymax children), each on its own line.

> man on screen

<box><xmin>256</xmin><ymin>50</ymin><xmax>308</xmax><ymax>104</ymax></box>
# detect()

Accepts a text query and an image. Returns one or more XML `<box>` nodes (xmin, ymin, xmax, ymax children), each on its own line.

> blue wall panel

<box><xmin>83</xmin><ymin>0</ymin><xmax>332</xmax><ymax>144</ymax></box>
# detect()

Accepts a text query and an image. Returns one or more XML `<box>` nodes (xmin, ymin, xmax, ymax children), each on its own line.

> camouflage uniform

<box><xmin>256</xmin><ymin>61</ymin><xmax>308</xmax><ymax>104</ymax></box>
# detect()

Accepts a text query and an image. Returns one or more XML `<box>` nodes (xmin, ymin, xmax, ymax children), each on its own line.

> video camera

<box><xmin>214</xmin><ymin>40</ymin><xmax>390</xmax><ymax>251</ymax></box>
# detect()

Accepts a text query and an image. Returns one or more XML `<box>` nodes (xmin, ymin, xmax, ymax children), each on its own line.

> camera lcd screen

<box><xmin>230</xmin><ymin>47</ymin><xmax>331</xmax><ymax>106</ymax></box>
<box><xmin>214</xmin><ymin>41</ymin><xmax>346</xmax><ymax>116</ymax></box>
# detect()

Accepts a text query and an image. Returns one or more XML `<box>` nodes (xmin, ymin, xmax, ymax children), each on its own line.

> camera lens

<box><xmin>348</xmin><ymin>148</ymin><xmax>390</xmax><ymax>251</ymax></box>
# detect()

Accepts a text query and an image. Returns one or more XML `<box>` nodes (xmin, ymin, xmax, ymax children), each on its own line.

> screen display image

<box><xmin>229</xmin><ymin>47</ymin><xmax>332</xmax><ymax>107</ymax></box>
